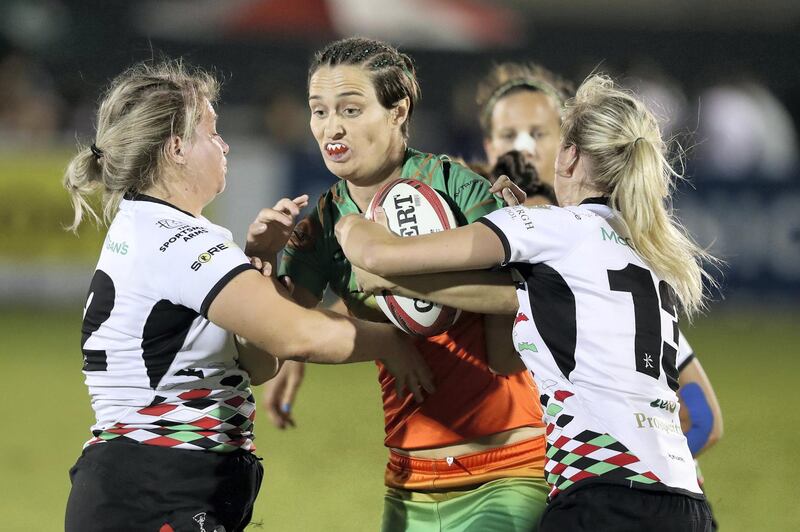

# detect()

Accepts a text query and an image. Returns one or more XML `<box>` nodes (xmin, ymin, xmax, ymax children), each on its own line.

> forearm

<box><xmin>209</xmin><ymin>271</ymin><xmax>399</xmax><ymax>366</ymax></box>
<box><xmin>338</xmin><ymin>218</ymin><xmax>505</xmax><ymax>277</ymax></box>
<box><xmin>286</xmin><ymin>308</ymin><xmax>402</xmax><ymax>364</ymax></box>
<box><xmin>379</xmin><ymin>270</ymin><xmax>519</xmax><ymax>315</ymax></box>
<box><xmin>678</xmin><ymin>358</ymin><xmax>723</xmax><ymax>456</ymax></box>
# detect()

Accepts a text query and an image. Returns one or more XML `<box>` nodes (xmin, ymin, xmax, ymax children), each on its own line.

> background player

<box><xmin>474</xmin><ymin>62</ymin><xmax>573</xmax><ymax>205</ymax></box>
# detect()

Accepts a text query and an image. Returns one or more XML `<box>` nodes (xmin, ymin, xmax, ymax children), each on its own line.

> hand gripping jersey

<box><xmin>80</xmin><ymin>194</ymin><xmax>257</xmax><ymax>453</ymax></box>
<box><xmin>479</xmin><ymin>199</ymin><xmax>703</xmax><ymax>499</ymax></box>
<box><xmin>280</xmin><ymin>148</ymin><xmax>544</xmax><ymax>452</ymax></box>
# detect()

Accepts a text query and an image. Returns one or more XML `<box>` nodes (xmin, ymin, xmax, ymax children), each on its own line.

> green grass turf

<box><xmin>0</xmin><ymin>308</ymin><xmax>797</xmax><ymax>531</ymax></box>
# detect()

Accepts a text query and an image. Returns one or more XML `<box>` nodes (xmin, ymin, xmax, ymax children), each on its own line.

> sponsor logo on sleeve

<box><xmin>507</xmin><ymin>205</ymin><xmax>535</xmax><ymax>230</ymax></box>
<box><xmin>160</xmin><ymin>226</ymin><xmax>209</xmax><ymax>252</ymax></box>
<box><xmin>155</xmin><ymin>219</ymin><xmax>187</xmax><ymax>229</ymax></box>
<box><xmin>452</xmin><ymin>179</ymin><xmax>483</xmax><ymax>198</ymax></box>
<box><xmin>191</xmin><ymin>242</ymin><xmax>230</xmax><ymax>271</ymax></box>
<box><xmin>104</xmin><ymin>236</ymin><xmax>129</xmax><ymax>255</ymax></box>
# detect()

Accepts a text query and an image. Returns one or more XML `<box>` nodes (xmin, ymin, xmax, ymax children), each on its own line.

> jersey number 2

<box><xmin>81</xmin><ymin>270</ymin><xmax>116</xmax><ymax>371</ymax></box>
<box><xmin>608</xmin><ymin>264</ymin><xmax>679</xmax><ymax>391</ymax></box>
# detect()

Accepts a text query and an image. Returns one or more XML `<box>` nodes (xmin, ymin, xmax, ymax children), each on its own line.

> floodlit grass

<box><xmin>1</xmin><ymin>308</ymin><xmax>797</xmax><ymax>531</ymax></box>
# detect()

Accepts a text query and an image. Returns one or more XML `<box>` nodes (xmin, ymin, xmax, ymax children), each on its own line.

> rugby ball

<box><xmin>365</xmin><ymin>179</ymin><xmax>461</xmax><ymax>337</ymax></box>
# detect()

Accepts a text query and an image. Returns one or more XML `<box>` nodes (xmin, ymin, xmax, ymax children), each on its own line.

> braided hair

<box><xmin>309</xmin><ymin>37</ymin><xmax>420</xmax><ymax>137</ymax></box>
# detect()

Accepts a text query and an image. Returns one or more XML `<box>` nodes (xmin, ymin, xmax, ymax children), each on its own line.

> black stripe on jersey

<box><xmin>513</xmin><ymin>263</ymin><xmax>578</xmax><ymax>379</ymax></box>
<box><xmin>677</xmin><ymin>353</ymin><xmax>696</xmax><ymax>373</ymax></box>
<box><xmin>141</xmin><ymin>300</ymin><xmax>198</xmax><ymax>389</ymax></box>
<box><xmin>476</xmin><ymin>218</ymin><xmax>511</xmax><ymax>265</ymax></box>
<box><xmin>81</xmin><ymin>269</ymin><xmax>116</xmax><ymax>372</ymax></box>
<box><xmin>658</xmin><ymin>281</ymin><xmax>680</xmax><ymax>391</ymax></box>
<box><xmin>200</xmin><ymin>263</ymin><xmax>258</xmax><ymax>318</ymax></box>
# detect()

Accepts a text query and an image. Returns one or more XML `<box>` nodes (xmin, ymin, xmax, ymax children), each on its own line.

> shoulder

<box><xmin>403</xmin><ymin>148</ymin><xmax>489</xmax><ymax>188</ymax></box>
<box><xmin>406</xmin><ymin>149</ymin><xmax>499</xmax><ymax>221</ymax></box>
<box><xmin>124</xmin><ymin>205</ymin><xmax>239</xmax><ymax>277</ymax></box>
<box><xmin>484</xmin><ymin>204</ymin><xmax>594</xmax><ymax>242</ymax></box>
<box><xmin>446</xmin><ymin>157</ymin><xmax>492</xmax><ymax>191</ymax></box>
<box><xmin>402</xmin><ymin>148</ymin><xmax>443</xmax><ymax>178</ymax></box>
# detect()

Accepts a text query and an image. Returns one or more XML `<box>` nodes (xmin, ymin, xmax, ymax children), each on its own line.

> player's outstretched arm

<box><xmin>353</xmin><ymin>265</ymin><xmax>519</xmax><ymax>315</ymax></box>
<box><xmin>335</xmin><ymin>211</ymin><xmax>505</xmax><ymax>277</ymax></box>
<box><xmin>208</xmin><ymin>269</ymin><xmax>434</xmax><ymax>401</ymax></box>
<box><xmin>678</xmin><ymin>357</ymin><xmax>723</xmax><ymax>456</ymax></box>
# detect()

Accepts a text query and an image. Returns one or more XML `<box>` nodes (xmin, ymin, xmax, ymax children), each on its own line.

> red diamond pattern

<box><xmin>193</xmin><ymin>417</ymin><xmax>222</xmax><ymax>429</ymax></box>
<box><xmin>138</xmin><ymin>404</ymin><xmax>178</xmax><ymax>416</ymax></box>
<box><xmin>572</xmin><ymin>443</ymin><xmax>600</xmax><ymax>456</ymax></box>
<box><xmin>606</xmin><ymin>452</ymin><xmax>639</xmax><ymax>467</ymax></box>
<box><xmin>225</xmin><ymin>396</ymin><xmax>246</xmax><ymax>407</ymax></box>
<box><xmin>178</xmin><ymin>388</ymin><xmax>212</xmax><ymax>400</ymax></box>
<box><xmin>146</xmin><ymin>436</ymin><xmax>184</xmax><ymax>447</ymax></box>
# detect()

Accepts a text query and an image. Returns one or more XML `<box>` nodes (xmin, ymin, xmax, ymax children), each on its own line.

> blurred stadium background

<box><xmin>0</xmin><ymin>1</ymin><xmax>797</xmax><ymax>530</ymax></box>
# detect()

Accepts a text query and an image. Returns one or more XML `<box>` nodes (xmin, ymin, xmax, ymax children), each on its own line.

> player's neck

<box><xmin>346</xmin><ymin>146</ymin><xmax>405</xmax><ymax>211</ymax></box>
<box><xmin>140</xmin><ymin>178</ymin><xmax>205</xmax><ymax>218</ymax></box>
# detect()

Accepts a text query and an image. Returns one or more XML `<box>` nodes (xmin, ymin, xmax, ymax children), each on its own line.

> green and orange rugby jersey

<box><xmin>279</xmin><ymin>148</ymin><xmax>544</xmax><ymax>450</ymax></box>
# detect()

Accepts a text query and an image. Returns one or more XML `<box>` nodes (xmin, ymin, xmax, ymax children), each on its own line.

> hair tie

<box><xmin>90</xmin><ymin>143</ymin><xmax>104</xmax><ymax>160</ymax></box>
<box><xmin>634</xmin><ymin>137</ymin><xmax>645</xmax><ymax>145</ymax></box>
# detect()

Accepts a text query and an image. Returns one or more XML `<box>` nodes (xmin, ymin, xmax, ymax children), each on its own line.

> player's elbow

<box><xmin>247</xmin><ymin>363</ymin><xmax>278</xmax><ymax>386</ymax></box>
<box><xmin>275</xmin><ymin>339</ymin><xmax>315</xmax><ymax>363</ymax></box>
<box><xmin>497</xmin><ymin>292</ymin><xmax>520</xmax><ymax>315</ymax></box>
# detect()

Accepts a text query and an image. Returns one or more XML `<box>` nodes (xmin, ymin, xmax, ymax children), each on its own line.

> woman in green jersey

<box><xmin>248</xmin><ymin>37</ymin><xmax>550</xmax><ymax>532</ymax></box>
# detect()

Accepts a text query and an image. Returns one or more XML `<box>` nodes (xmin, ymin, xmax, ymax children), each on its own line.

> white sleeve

<box><xmin>478</xmin><ymin>205</ymin><xmax>581</xmax><ymax>265</ymax></box>
<box><xmin>155</xmin><ymin>226</ymin><xmax>255</xmax><ymax>317</ymax></box>
<box><xmin>677</xmin><ymin>329</ymin><xmax>696</xmax><ymax>371</ymax></box>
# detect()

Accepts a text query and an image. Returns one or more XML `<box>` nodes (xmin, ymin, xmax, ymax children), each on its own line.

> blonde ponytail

<box><xmin>562</xmin><ymin>75</ymin><xmax>716</xmax><ymax>317</ymax></box>
<box><xmin>63</xmin><ymin>145</ymin><xmax>105</xmax><ymax>231</ymax></box>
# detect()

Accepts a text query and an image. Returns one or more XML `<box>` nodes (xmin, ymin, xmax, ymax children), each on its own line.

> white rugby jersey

<box><xmin>480</xmin><ymin>199</ymin><xmax>703</xmax><ymax>499</ymax></box>
<box><xmin>80</xmin><ymin>194</ymin><xmax>257</xmax><ymax>453</ymax></box>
